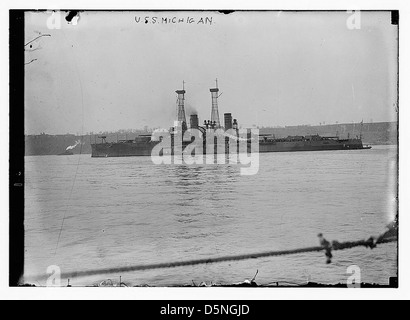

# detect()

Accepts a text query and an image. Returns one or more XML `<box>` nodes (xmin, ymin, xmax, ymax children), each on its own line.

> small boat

<box><xmin>58</xmin><ymin>150</ymin><xmax>74</xmax><ymax>156</ymax></box>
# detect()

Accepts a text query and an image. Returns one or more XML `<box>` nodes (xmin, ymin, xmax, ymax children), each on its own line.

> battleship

<box><xmin>91</xmin><ymin>83</ymin><xmax>371</xmax><ymax>158</ymax></box>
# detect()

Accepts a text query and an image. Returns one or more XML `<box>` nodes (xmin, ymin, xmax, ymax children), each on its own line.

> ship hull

<box><xmin>91</xmin><ymin>142</ymin><xmax>160</xmax><ymax>157</ymax></box>
<box><xmin>259</xmin><ymin>139</ymin><xmax>365</xmax><ymax>153</ymax></box>
<box><xmin>91</xmin><ymin>138</ymin><xmax>369</xmax><ymax>158</ymax></box>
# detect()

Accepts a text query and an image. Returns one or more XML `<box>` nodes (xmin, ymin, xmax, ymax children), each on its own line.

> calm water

<box><xmin>24</xmin><ymin>145</ymin><xmax>398</xmax><ymax>286</ymax></box>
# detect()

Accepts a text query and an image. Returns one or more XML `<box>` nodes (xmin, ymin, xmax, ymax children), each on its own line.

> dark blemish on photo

<box><xmin>218</xmin><ymin>10</ymin><xmax>235</xmax><ymax>15</ymax></box>
<box><xmin>65</xmin><ymin>11</ymin><xmax>80</xmax><ymax>23</ymax></box>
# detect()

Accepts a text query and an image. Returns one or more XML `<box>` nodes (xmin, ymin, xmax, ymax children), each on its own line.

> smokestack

<box><xmin>224</xmin><ymin>113</ymin><xmax>232</xmax><ymax>130</ymax></box>
<box><xmin>190</xmin><ymin>114</ymin><xmax>199</xmax><ymax>129</ymax></box>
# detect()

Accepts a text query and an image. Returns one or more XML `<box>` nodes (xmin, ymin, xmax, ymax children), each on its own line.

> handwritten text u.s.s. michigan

<box><xmin>135</xmin><ymin>16</ymin><xmax>213</xmax><ymax>25</ymax></box>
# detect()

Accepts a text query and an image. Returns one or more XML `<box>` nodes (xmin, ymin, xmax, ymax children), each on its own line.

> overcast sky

<box><xmin>24</xmin><ymin>11</ymin><xmax>398</xmax><ymax>135</ymax></box>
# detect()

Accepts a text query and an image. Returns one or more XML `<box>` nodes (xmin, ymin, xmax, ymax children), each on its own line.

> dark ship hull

<box><xmin>91</xmin><ymin>141</ymin><xmax>158</xmax><ymax>158</ymax></box>
<box><xmin>91</xmin><ymin>136</ymin><xmax>370</xmax><ymax>158</ymax></box>
<box><xmin>258</xmin><ymin>137</ymin><xmax>369</xmax><ymax>153</ymax></box>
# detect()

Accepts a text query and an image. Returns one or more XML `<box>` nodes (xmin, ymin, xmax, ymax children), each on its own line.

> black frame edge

<box><xmin>9</xmin><ymin>9</ymin><xmax>25</xmax><ymax>287</ymax></box>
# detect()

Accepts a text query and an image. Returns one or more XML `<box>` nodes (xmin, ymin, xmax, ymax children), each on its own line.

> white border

<box><xmin>1</xmin><ymin>0</ymin><xmax>409</xmax><ymax>300</ymax></box>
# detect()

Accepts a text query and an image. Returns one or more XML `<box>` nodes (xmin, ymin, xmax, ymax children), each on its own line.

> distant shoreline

<box><xmin>24</xmin><ymin>121</ymin><xmax>398</xmax><ymax>156</ymax></box>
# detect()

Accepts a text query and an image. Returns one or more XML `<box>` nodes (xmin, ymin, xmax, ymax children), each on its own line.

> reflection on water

<box><xmin>24</xmin><ymin>145</ymin><xmax>397</xmax><ymax>286</ymax></box>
